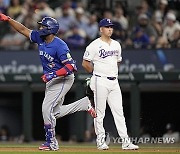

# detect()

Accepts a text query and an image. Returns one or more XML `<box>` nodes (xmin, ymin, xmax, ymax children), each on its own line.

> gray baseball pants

<box><xmin>42</xmin><ymin>74</ymin><xmax>89</xmax><ymax>128</ymax></box>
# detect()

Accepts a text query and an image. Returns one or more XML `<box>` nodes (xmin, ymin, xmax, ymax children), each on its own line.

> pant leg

<box><xmin>42</xmin><ymin>75</ymin><xmax>74</xmax><ymax>128</ymax></box>
<box><xmin>90</xmin><ymin>76</ymin><xmax>108</xmax><ymax>139</ymax></box>
<box><xmin>107</xmin><ymin>80</ymin><xmax>129</xmax><ymax>139</ymax></box>
<box><xmin>53</xmin><ymin>96</ymin><xmax>90</xmax><ymax>119</ymax></box>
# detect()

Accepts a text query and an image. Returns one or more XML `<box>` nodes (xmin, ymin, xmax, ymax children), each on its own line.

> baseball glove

<box><xmin>85</xmin><ymin>78</ymin><xmax>95</xmax><ymax>108</ymax></box>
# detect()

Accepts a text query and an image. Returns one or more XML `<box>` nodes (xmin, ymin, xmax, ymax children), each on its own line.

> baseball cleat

<box><xmin>122</xmin><ymin>143</ymin><xmax>139</xmax><ymax>150</ymax></box>
<box><xmin>87</xmin><ymin>105</ymin><xmax>97</xmax><ymax>118</ymax></box>
<box><xmin>39</xmin><ymin>142</ymin><xmax>59</xmax><ymax>151</ymax></box>
<box><xmin>39</xmin><ymin>144</ymin><xmax>51</xmax><ymax>151</ymax></box>
<box><xmin>97</xmin><ymin>143</ymin><xmax>109</xmax><ymax>150</ymax></box>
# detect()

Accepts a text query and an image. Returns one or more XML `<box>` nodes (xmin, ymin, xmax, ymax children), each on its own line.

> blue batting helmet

<box><xmin>37</xmin><ymin>17</ymin><xmax>59</xmax><ymax>36</ymax></box>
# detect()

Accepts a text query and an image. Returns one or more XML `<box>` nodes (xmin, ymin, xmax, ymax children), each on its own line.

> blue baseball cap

<box><xmin>99</xmin><ymin>18</ymin><xmax>114</xmax><ymax>27</ymax></box>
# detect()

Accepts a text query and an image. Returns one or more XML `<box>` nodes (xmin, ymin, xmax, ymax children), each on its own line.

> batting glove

<box><xmin>0</xmin><ymin>13</ymin><xmax>10</xmax><ymax>21</ymax></box>
<box><xmin>41</xmin><ymin>72</ymin><xmax>57</xmax><ymax>83</ymax></box>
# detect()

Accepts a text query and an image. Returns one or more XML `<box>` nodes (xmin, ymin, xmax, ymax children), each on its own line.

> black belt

<box><xmin>95</xmin><ymin>74</ymin><xmax>116</xmax><ymax>80</ymax></box>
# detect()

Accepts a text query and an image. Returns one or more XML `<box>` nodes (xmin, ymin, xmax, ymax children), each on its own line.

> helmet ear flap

<box><xmin>38</xmin><ymin>27</ymin><xmax>50</xmax><ymax>36</ymax></box>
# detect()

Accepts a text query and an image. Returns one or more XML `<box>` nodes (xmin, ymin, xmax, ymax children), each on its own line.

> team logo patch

<box><xmin>48</xmin><ymin>62</ymin><xmax>55</xmax><ymax>68</ymax></box>
<box><xmin>84</xmin><ymin>51</ymin><xmax>89</xmax><ymax>57</ymax></box>
<box><xmin>67</xmin><ymin>53</ymin><xmax>72</xmax><ymax>59</ymax></box>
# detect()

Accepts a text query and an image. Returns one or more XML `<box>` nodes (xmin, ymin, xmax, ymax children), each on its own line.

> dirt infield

<box><xmin>0</xmin><ymin>143</ymin><xmax>180</xmax><ymax>153</ymax></box>
<box><xmin>0</xmin><ymin>146</ymin><xmax>180</xmax><ymax>153</ymax></box>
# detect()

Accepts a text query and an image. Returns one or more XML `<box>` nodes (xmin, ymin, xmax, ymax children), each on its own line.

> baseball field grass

<box><xmin>0</xmin><ymin>142</ymin><xmax>180</xmax><ymax>154</ymax></box>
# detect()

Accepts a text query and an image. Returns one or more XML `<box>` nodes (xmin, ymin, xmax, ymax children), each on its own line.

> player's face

<box><xmin>39</xmin><ymin>25</ymin><xmax>46</xmax><ymax>30</ymax></box>
<box><xmin>100</xmin><ymin>26</ymin><xmax>113</xmax><ymax>37</ymax></box>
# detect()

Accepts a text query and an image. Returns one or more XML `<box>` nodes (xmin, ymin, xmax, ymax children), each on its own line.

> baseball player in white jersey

<box><xmin>82</xmin><ymin>18</ymin><xmax>139</xmax><ymax>150</ymax></box>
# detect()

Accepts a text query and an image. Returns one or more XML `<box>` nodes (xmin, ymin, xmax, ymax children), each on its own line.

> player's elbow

<box><xmin>82</xmin><ymin>60</ymin><xmax>93</xmax><ymax>73</ymax></box>
<box><xmin>82</xmin><ymin>60</ymin><xmax>86</xmax><ymax>68</ymax></box>
<box><xmin>20</xmin><ymin>29</ymin><xmax>31</xmax><ymax>38</ymax></box>
<box><xmin>82</xmin><ymin>60</ymin><xmax>88</xmax><ymax>69</ymax></box>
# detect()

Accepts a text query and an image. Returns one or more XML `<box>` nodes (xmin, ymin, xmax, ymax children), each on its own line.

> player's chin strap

<box><xmin>56</xmin><ymin>59</ymin><xmax>77</xmax><ymax>76</ymax></box>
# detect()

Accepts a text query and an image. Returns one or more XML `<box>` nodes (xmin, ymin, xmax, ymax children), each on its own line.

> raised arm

<box><xmin>0</xmin><ymin>13</ymin><xmax>31</xmax><ymax>38</ymax></box>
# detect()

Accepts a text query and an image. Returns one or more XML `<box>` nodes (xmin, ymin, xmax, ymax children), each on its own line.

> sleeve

<box><xmin>56</xmin><ymin>42</ymin><xmax>71</xmax><ymax>62</ymax></box>
<box><xmin>30</xmin><ymin>30</ymin><xmax>42</xmax><ymax>44</ymax></box>
<box><xmin>59</xmin><ymin>52</ymin><xmax>72</xmax><ymax>63</ymax></box>
<box><xmin>58</xmin><ymin>51</ymin><xmax>77</xmax><ymax>72</ymax></box>
<box><xmin>117</xmin><ymin>43</ymin><xmax>122</xmax><ymax>62</ymax></box>
<box><xmin>83</xmin><ymin>44</ymin><xmax>95</xmax><ymax>61</ymax></box>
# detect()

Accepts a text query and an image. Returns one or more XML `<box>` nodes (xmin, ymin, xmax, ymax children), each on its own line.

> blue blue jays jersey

<box><xmin>30</xmin><ymin>30</ymin><xmax>73</xmax><ymax>74</ymax></box>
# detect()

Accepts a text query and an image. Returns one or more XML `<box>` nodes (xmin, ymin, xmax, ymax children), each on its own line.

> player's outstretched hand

<box><xmin>0</xmin><ymin>13</ymin><xmax>10</xmax><ymax>21</ymax></box>
<box><xmin>41</xmin><ymin>72</ymin><xmax>57</xmax><ymax>83</ymax></box>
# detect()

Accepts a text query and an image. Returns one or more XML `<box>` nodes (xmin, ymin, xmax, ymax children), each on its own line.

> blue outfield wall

<box><xmin>0</xmin><ymin>48</ymin><xmax>180</xmax><ymax>74</ymax></box>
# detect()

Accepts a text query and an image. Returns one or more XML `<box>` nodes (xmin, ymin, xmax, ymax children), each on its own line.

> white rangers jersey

<box><xmin>83</xmin><ymin>38</ymin><xmax>122</xmax><ymax>77</ymax></box>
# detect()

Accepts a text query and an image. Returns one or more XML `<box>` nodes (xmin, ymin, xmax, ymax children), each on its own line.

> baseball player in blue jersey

<box><xmin>0</xmin><ymin>13</ymin><xmax>96</xmax><ymax>151</ymax></box>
